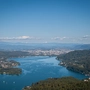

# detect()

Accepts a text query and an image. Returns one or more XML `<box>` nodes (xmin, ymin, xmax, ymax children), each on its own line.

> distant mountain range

<box><xmin>74</xmin><ymin>44</ymin><xmax>90</xmax><ymax>50</ymax></box>
<box><xmin>0</xmin><ymin>41</ymin><xmax>90</xmax><ymax>51</ymax></box>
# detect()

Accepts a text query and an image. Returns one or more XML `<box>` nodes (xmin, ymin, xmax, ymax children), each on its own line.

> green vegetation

<box><xmin>57</xmin><ymin>50</ymin><xmax>90</xmax><ymax>76</ymax></box>
<box><xmin>0</xmin><ymin>68</ymin><xmax>22</xmax><ymax>75</ymax></box>
<box><xmin>23</xmin><ymin>49</ymin><xmax>90</xmax><ymax>90</ymax></box>
<box><xmin>23</xmin><ymin>77</ymin><xmax>90</xmax><ymax>90</ymax></box>
<box><xmin>0</xmin><ymin>51</ymin><xmax>29</xmax><ymax>59</ymax></box>
<box><xmin>0</xmin><ymin>51</ymin><xmax>29</xmax><ymax>75</ymax></box>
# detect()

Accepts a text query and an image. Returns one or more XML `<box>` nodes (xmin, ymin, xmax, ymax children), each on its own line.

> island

<box><xmin>57</xmin><ymin>50</ymin><xmax>90</xmax><ymax>76</ymax></box>
<box><xmin>23</xmin><ymin>77</ymin><xmax>90</xmax><ymax>90</ymax></box>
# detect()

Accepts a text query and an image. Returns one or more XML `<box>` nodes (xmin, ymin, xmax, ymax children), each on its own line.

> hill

<box><xmin>23</xmin><ymin>77</ymin><xmax>90</xmax><ymax>90</ymax></box>
<box><xmin>57</xmin><ymin>50</ymin><xmax>90</xmax><ymax>76</ymax></box>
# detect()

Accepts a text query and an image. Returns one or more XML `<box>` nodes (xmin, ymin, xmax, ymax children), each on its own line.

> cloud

<box><xmin>69</xmin><ymin>35</ymin><xmax>90</xmax><ymax>43</ymax></box>
<box><xmin>1</xmin><ymin>35</ymin><xmax>90</xmax><ymax>43</ymax></box>
<box><xmin>77</xmin><ymin>35</ymin><xmax>90</xmax><ymax>41</ymax></box>
<box><xmin>51</xmin><ymin>37</ymin><xmax>68</xmax><ymax>40</ymax></box>
<box><xmin>82</xmin><ymin>35</ymin><xmax>90</xmax><ymax>39</ymax></box>
<box><xmin>51</xmin><ymin>36</ymin><xmax>90</xmax><ymax>43</ymax></box>
<box><xmin>0</xmin><ymin>36</ymin><xmax>41</xmax><ymax>40</ymax></box>
<box><xmin>16</xmin><ymin>36</ymin><xmax>34</xmax><ymax>40</ymax></box>
<box><xmin>16</xmin><ymin>36</ymin><xmax>31</xmax><ymax>39</ymax></box>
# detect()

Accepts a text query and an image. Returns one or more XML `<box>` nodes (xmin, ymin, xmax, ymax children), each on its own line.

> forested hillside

<box><xmin>57</xmin><ymin>50</ymin><xmax>90</xmax><ymax>76</ymax></box>
<box><xmin>23</xmin><ymin>77</ymin><xmax>90</xmax><ymax>90</ymax></box>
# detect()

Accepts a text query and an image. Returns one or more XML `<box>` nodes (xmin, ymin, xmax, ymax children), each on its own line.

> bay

<box><xmin>0</xmin><ymin>56</ymin><xmax>88</xmax><ymax>90</ymax></box>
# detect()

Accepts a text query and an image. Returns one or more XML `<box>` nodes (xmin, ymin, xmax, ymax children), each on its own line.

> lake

<box><xmin>0</xmin><ymin>56</ymin><xmax>88</xmax><ymax>90</ymax></box>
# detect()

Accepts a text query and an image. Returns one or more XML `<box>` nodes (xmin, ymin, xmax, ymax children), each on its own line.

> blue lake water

<box><xmin>0</xmin><ymin>56</ymin><xmax>88</xmax><ymax>90</ymax></box>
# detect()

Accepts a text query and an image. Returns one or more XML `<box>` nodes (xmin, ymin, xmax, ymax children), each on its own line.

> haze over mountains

<box><xmin>0</xmin><ymin>42</ymin><xmax>90</xmax><ymax>51</ymax></box>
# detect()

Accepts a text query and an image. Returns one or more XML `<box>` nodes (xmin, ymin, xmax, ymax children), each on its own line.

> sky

<box><xmin>0</xmin><ymin>0</ymin><xmax>90</xmax><ymax>43</ymax></box>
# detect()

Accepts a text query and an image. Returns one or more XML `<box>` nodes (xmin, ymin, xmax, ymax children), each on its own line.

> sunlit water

<box><xmin>0</xmin><ymin>56</ymin><xmax>88</xmax><ymax>90</ymax></box>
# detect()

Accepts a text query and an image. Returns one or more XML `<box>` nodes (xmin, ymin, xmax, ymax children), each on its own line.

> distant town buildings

<box><xmin>26</xmin><ymin>49</ymin><xmax>71</xmax><ymax>56</ymax></box>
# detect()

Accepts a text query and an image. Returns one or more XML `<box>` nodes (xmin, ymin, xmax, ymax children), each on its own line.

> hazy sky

<box><xmin>0</xmin><ymin>0</ymin><xmax>90</xmax><ymax>43</ymax></box>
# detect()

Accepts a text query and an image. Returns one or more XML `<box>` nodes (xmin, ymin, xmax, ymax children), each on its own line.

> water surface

<box><xmin>0</xmin><ymin>56</ymin><xmax>88</xmax><ymax>90</ymax></box>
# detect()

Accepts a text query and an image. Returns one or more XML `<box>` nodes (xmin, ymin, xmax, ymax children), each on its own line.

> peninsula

<box><xmin>0</xmin><ymin>51</ymin><xmax>29</xmax><ymax>75</ymax></box>
<box><xmin>57</xmin><ymin>50</ymin><xmax>90</xmax><ymax>76</ymax></box>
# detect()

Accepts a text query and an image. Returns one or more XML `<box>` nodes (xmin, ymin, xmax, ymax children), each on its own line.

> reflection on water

<box><xmin>0</xmin><ymin>56</ymin><xmax>88</xmax><ymax>90</ymax></box>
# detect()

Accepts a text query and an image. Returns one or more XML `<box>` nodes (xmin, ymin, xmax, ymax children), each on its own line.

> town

<box><xmin>26</xmin><ymin>49</ymin><xmax>71</xmax><ymax>56</ymax></box>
